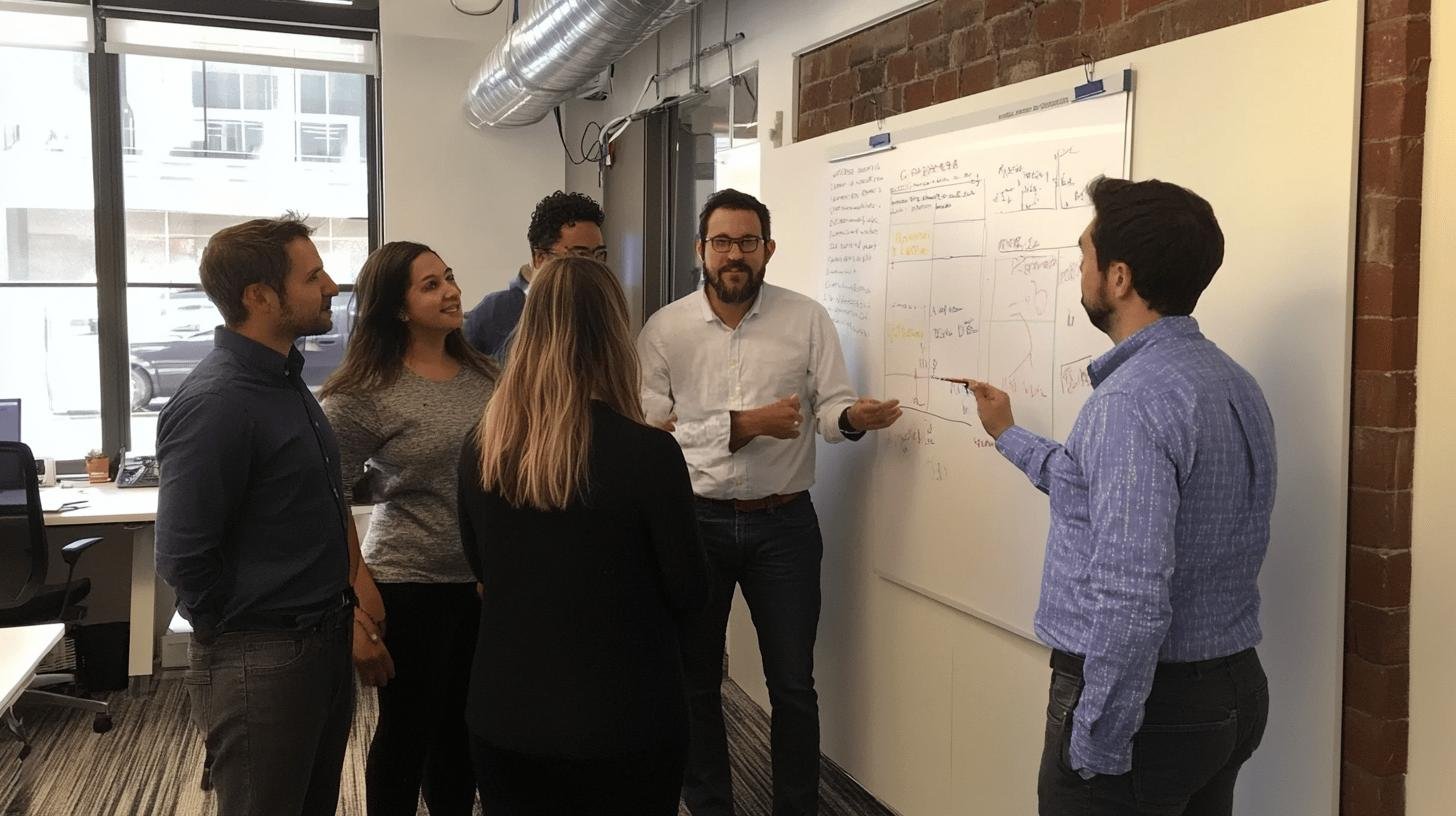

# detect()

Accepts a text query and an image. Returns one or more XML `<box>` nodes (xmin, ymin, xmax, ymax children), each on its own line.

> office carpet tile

<box><xmin>1</xmin><ymin>678</ymin><xmax>892</xmax><ymax>816</ymax></box>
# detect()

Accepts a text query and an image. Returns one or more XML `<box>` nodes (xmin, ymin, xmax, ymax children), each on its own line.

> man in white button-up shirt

<box><xmin>638</xmin><ymin>189</ymin><xmax>901</xmax><ymax>816</ymax></box>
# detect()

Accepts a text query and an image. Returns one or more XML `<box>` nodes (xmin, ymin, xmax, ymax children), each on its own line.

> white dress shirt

<box><xmin>637</xmin><ymin>282</ymin><xmax>861</xmax><ymax>500</ymax></box>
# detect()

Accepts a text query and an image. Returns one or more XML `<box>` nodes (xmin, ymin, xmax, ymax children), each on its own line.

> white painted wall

<box><xmin>1406</xmin><ymin>0</ymin><xmax>1455</xmax><ymax>809</ymax></box>
<box><xmin>379</xmin><ymin>0</ymin><xmax>563</xmax><ymax>306</ymax></box>
<box><xmin>566</xmin><ymin>2</ymin><xmax>1359</xmax><ymax>814</ymax></box>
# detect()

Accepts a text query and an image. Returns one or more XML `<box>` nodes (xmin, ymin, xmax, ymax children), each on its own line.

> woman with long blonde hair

<box><xmin>457</xmin><ymin>256</ymin><xmax>707</xmax><ymax>814</ymax></box>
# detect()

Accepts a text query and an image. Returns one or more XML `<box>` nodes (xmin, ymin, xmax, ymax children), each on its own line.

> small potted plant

<box><xmin>85</xmin><ymin>449</ymin><xmax>111</xmax><ymax>483</ymax></box>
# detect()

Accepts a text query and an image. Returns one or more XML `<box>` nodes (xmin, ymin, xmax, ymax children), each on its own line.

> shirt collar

<box><xmin>1087</xmin><ymin>315</ymin><xmax>1201</xmax><ymax>387</ymax></box>
<box><xmin>697</xmin><ymin>281</ymin><xmax>769</xmax><ymax>325</ymax></box>
<box><xmin>214</xmin><ymin>326</ymin><xmax>304</xmax><ymax>379</ymax></box>
<box><xmin>512</xmin><ymin>265</ymin><xmax>532</xmax><ymax>295</ymax></box>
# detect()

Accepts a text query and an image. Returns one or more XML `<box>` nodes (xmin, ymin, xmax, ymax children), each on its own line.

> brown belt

<box><xmin>695</xmin><ymin>491</ymin><xmax>807</xmax><ymax>513</ymax></box>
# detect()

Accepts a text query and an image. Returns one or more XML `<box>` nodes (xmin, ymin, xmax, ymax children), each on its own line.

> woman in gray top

<box><xmin>321</xmin><ymin>241</ymin><xmax>496</xmax><ymax>816</ymax></box>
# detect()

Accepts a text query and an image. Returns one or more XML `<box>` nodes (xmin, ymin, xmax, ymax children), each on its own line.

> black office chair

<box><xmin>0</xmin><ymin>441</ymin><xmax>112</xmax><ymax>760</ymax></box>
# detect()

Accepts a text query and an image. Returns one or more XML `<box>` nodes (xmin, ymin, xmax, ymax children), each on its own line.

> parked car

<box><xmin>129</xmin><ymin>301</ymin><xmax>355</xmax><ymax>411</ymax></box>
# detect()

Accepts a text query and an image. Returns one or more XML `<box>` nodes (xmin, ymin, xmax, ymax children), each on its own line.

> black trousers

<box><xmin>681</xmin><ymin>495</ymin><xmax>824</xmax><ymax>816</ymax></box>
<box><xmin>366</xmin><ymin>582</ymin><xmax>480</xmax><ymax>816</ymax></box>
<box><xmin>1038</xmin><ymin>648</ymin><xmax>1270</xmax><ymax>816</ymax></box>
<box><xmin>470</xmin><ymin>733</ymin><xmax>687</xmax><ymax>816</ymax></box>
<box><xmin>186</xmin><ymin>604</ymin><xmax>355</xmax><ymax>816</ymax></box>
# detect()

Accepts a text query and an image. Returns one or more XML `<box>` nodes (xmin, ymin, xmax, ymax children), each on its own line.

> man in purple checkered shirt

<box><xmin>958</xmin><ymin>177</ymin><xmax>1277</xmax><ymax>815</ymax></box>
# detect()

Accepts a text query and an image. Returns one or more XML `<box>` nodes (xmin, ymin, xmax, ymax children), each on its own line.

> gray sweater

<box><xmin>323</xmin><ymin>365</ymin><xmax>494</xmax><ymax>584</ymax></box>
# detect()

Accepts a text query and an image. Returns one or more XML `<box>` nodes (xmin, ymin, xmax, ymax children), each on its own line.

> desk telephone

<box><xmin>117</xmin><ymin>455</ymin><xmax>160</xmax><ymax>488</ymax></box>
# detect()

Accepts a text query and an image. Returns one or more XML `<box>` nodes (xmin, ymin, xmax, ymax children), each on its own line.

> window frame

<box><xmin>0</xmin><ymin>1</ymin><xmax>382</xmax><ymax>457</ymax></box>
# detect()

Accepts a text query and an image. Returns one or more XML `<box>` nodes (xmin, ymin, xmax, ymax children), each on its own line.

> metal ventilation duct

<box><xmin>466</xmin><ymin>0</ymin><xmax>704</xmax><ymax>128</ymax></box>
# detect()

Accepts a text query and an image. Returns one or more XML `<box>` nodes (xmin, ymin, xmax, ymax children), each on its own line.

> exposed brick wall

<box><xmin>794</xmin><ymin>0</ymin><xmax>1325</xmax><ymax>141</ymax></box>
<box><xmin>795</xmin><ymin>2</ymin><xmax>1432</xmax><ymax>815</ymax></box>
<box><xmin>1344</xmin><ymin>1</ymin><xmax>1430</xmax><ymax>814</ymax></box>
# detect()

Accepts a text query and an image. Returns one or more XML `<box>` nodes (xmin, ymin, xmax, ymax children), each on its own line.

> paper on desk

<box><xmin>38</xmin><ymin>488</ymin><xmax>89</xmax><ymax>513</ymax></box>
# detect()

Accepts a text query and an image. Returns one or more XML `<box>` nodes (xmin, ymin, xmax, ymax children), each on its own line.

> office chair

<box><xmin>0</xmin><ymin>441</ymin><xmax>112</xmax><ymax>760</ymax></box>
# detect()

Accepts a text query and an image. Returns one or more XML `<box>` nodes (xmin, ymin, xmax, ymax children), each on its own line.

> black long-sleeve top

<box><xmin>457</xmin><ymin>401</ymin><xmax>710</xmax><ymax>758</ymax></box>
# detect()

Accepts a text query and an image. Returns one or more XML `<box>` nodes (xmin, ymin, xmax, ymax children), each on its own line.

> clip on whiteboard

<box><xmin>1074</xmin><ymin>78</ymin><xmax>1105</xmax><ymax>100</ymax></box>
<box><xmin>1074</xmin><ymin>52</ymin><xmax>1105</xmax><ymax>100</ymax></box>
<box><xmin>831</xmin><ymin>133</ymin><xmax>895</xmax><ymax>163</ymax></box>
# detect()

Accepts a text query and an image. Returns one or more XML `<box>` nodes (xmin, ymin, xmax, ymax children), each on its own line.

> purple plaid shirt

<box><xmin>996</xmin><ymin>316</ymin><xmax>1277</xmax><ymax>775</ymax></box>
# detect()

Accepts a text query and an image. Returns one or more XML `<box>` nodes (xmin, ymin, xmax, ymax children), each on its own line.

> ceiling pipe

<box><xmin>465</xmin><ymin>0</ymin><xmax>706</xmax><ymax>128</ymax></box>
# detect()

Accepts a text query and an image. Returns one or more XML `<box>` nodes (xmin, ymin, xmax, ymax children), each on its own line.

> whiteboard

<box><xmin>821</xmin><ymin>92</ymin><xmax>1130</xmax><ymax>638</ymax></box>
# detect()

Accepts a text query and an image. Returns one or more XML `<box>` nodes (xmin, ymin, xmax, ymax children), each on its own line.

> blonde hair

<box><xmin>477</xmin><ymin>256</ymin><xmax>644</xmax><ymax>510</ymax></box>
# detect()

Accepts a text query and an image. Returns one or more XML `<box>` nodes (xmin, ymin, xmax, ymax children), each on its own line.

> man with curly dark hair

<box><xmin>463</xmin><ymin>190</ymin><xmax>607</xmax><ymax>360</ymax></box>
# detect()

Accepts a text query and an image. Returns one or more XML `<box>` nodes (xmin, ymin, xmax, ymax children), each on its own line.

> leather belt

<box><xmin>695</xmin><ymin>491</ymin><xmax>807</xmax><ymax>513</ymax></box>
<box><xmin>1052</xmin><ymin>647</ymin><xmax>1257</xmax><ymax>681</ymax></box>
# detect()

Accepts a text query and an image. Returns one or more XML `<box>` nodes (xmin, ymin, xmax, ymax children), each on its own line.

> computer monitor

<box><xmin>0</xmin><ymin>399</ymin><xmax>18</xmax><ymax>443</ymax></box>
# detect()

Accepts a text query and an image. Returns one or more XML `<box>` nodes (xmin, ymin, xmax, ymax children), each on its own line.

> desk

<box><xmin>42</xmin><ymin>486</ymin><xmax>373</xmax><ymax>680</ymax></box>
<box><xmin>44</xmin><ymin>484</ymin><xmax>159</xmax><ymax>679</ymax></box>
<box><xmin>1</xmin><ymin>624</ymin><xmax>65</xmax><ymax>715</ymax></box>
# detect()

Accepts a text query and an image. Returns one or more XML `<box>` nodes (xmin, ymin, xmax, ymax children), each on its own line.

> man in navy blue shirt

<box><xmin>463</xmin><ymin>191</ymin><xmax>606</xmax><ymax>360</ymax></box>
<box><xmin>960</xmin><ymin>178</ymin><xmax>1276</xmax><ymax>816</ymax></box>
<box><xmin>156</xmin><ymin>215</ymin><xmax>370</xmax><ymax>816</ymax></box>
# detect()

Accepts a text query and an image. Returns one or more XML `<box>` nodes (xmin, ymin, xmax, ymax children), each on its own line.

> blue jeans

<box><xmin>681</xmin><ymin>493</ymin><xmax>824</xmax><ymax>816</ymax></box>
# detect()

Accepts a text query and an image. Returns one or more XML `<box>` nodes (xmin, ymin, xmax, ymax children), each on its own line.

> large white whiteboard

<box><xmin>821</xmin><ymin>92</ymin><xmax>1130</xmax><ymax>637</ymax></box>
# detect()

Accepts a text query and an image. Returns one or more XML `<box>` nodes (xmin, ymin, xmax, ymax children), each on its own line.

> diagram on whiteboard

<box><xmin>819</xmin><ymin>91</ymin><xmax>1131</xmax><ymax>638</ymax></box>
<box><xmin>881</xmin><ymin>142</ymin><xmax>1114</xmax><ymax>440</ymax></box>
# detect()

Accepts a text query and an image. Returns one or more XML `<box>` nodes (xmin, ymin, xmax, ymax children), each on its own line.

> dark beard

<box><xmin>1081</xmin><ymin>295</ymin><xmax>1113</xmax><ymax>334</ymax></box>
<box><xmin>280</xmin><ymin>296</ymin><xmax>334</xmax><ymax>338</ymax></box>
<box><xmin>705</xmin><ymin>261</ymin><xmax>763</xmax><ymax>305</ymax></box>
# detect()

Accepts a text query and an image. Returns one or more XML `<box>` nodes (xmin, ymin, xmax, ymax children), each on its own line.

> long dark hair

<box><xmin>321</xmin><ymin>241</ymin><xmax>497</xmax><ymax>399</ymax></box>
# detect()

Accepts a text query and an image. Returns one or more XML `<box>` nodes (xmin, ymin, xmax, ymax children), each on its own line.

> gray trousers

<box><xmin>185</xmin><ymin>605</ymin><xmax>355</xmax><ymax>816</ymax></box>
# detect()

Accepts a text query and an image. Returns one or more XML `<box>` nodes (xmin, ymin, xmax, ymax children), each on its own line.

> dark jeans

<box><xmin>1038</xmin><ymin>648</ymin><xmax>1270</xmax><ymax>816</ymax></box>
<box><xmin>185</xmin><ymin>603</ymin><xmax>355</xmax><ymax>816</ymax></box>
<box><xmin>366</xmin><ymin>582</ymin><xmax>480</xmax><ymax>816</ymax></box>
<box><xmin>470</xmin><ymin>733</ymin><xmax>686</xmax><ymax>816</ymax></box>
<box><xmin>682</xmin><ymin>494</ymin><xmax>823</xmax><ymax>816</ymax></box>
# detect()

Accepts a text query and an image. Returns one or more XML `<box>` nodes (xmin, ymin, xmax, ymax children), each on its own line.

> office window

<box><xmin>297</xmin><ymin>121</ymin><xmax>347</xmax><ymax>161</ymax></box>
<box><xmin>0</xmin><ymin>6</ymin><xmax>378</xmax><ymax>460</ymax></box>
<box><xmin>121</xmin><ymin>53</ymin><xmax>370</xmax><ymax>453</ymax></box>
<box><xmin>0</xmin><ymin>43</ymin><xmax>102</xmax><ymax>460</ymax></box>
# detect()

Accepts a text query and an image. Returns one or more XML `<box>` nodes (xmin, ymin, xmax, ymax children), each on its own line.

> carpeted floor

<box><xmin>1</xmin><ymin>677</ymin><xmax>892</xmax><ymax>816</ymax></box>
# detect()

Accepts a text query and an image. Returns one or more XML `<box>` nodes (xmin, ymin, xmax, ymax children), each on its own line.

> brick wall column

<box><xmin>1343</xmin><ymin>2</ymin><xmax>1430</xmax><ymax>814</ymax></box>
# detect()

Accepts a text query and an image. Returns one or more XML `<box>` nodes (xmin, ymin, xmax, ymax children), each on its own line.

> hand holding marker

<box><xmin>933</xmin><ymin>376</ymin><xmax>1015</xmax><ymax>441</ymax></box>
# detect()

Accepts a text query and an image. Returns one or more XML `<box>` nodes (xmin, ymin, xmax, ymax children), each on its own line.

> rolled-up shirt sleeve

<box><xmin>154</xmin><ymin>392</ymin><xmax>253</xmax><ymax>629</ymax></box>
<box><xmin>995</xmin><ymin>424</ymin><xmax>1065</xmax><ymax>495</ymax></box>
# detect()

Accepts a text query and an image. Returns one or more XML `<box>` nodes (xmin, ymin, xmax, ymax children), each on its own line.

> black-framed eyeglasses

<box><xmin>707</xmin><ymin>235</ymin><xmax>763</xmax><ymax>254</ymax></box>
<box><xmin>544</xmin><ymin>247</ymin><xmax>609</xmax><ymax>263</ymax></box>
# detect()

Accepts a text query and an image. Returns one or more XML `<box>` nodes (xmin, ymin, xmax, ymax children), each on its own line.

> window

<box><xmin>0</xmin><ymin>2</ymin><xmax>379</xmax><ymax>461</ymax></box>
<box><xmin>121</xmin><ymin>53</ymin><xmax>372</xmax><ymax>453</ymax></box>
<box><xmin>296</xmin><ymin>71</ymin><xmax>365</xmax><ymax>161</ymax></box>
<box><xmin>0</xmin><ymin>42</ymin><xmax>102</xmax><ymax>460</ymax></box>
<box><xmin>297</xmin><ymin>121</ymin><xmax>347</xmax><ymax>161</ymax></box>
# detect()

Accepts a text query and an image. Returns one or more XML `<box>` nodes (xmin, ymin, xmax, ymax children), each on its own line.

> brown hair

<box><xmin>477</xmin><ymin>256</ymin><xmax>643</xmax><ymax>511</ymax></box>
<box><xmin>199</xmin><ymin>213</ymin><xmax>314</xmax><ymax>326</ymax></box>
<box><xmin>321</xmin><ymin>241</ymin><xmax>497</xmax><ymax>400</ymax></box>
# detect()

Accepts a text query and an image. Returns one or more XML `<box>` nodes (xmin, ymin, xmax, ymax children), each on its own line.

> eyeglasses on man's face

<box><xmin>545</xmin><ymin>247</ymin><xmax>609</xmax><ymax>263</ymax></box>
<box><xmin>706</xmin><ymin>235</ymin><xmax>763</xmax><ymax>254</ymax></box>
